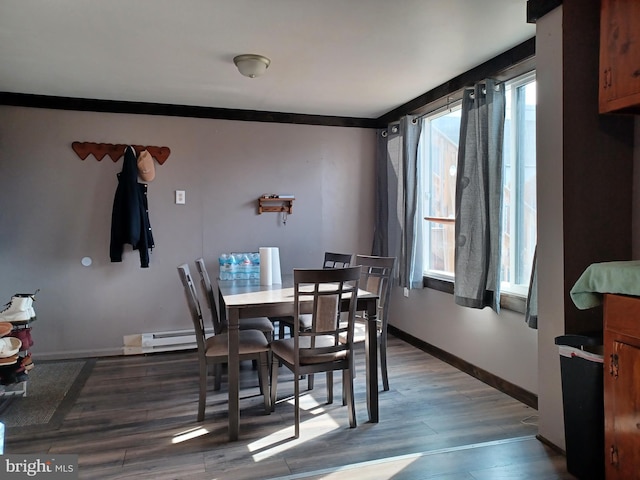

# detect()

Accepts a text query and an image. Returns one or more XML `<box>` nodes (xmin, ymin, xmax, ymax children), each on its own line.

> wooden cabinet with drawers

<box><xmin>603</xmin><ymin>294</ymin><xmax>640</xmax><ymax>479</ymax></box>
<box><xmin>599</xmin><ymin>0</ymin><xmax>640</xmax><ymax>114</ymax></box>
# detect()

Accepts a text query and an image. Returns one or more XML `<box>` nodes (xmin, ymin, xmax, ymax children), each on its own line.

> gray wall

<box><xmin>0</xmin><ymin>106</ymin><xmax>375</xmax><ymax>358</ymax></box>
<box><xmin>389</xmin><ymin>288</ymin><xmax>538</xmax><ymax>393</ymax></box>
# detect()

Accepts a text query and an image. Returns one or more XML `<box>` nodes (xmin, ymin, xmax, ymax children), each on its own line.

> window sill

<box><xmin>422</xmin><ymin>276</ymin><xmax>527</xmax><ymax>314</ymax></box>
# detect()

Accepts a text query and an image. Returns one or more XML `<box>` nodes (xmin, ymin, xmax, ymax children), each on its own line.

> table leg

<box><xmin>365</xmin><ymin>298</ymin><xmax>379</xmax><ymax>423</ymax></box>
<box><xmin>228</xmin><ymin>307</ymin><xmax>240</xmax><ymax>441</ymax></box>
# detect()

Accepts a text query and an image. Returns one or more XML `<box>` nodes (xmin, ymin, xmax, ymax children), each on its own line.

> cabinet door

<box><xmin>607</xmin><ymin>340</ymin><xmax>640</xmax><ymax>479</ymax></box>
<box><xmin>599</xmin><ymin>0</ymin><xmax>640</xmax><ymax>113</ymax></box>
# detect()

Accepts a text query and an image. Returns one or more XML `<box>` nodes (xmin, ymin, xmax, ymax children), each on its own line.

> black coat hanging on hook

<box><xmin>110</xmin><ymin>146</ymin><xmax>155</xmax><ymax>268</ymax></box>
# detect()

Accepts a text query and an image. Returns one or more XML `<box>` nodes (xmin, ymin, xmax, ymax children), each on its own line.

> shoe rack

<box><xmin>2</xmin><ymin>324</ymin><xmax>32</xmax><ymax>398</ymax></box>
<box><xmin>0</xmin><ymin>296</ymin><xmax>36</xmax><ymax>409</ymax></box>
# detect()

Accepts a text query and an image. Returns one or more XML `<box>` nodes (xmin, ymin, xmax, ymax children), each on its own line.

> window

<box><xmin>420</xmin><ymin>72</ymin><xmax>537</xmax><ymax>296</ymax></box>
<box><xmin>420</xmin><ymin>104</ymin><xmax>461</xmax><ymax>278</ymax></box>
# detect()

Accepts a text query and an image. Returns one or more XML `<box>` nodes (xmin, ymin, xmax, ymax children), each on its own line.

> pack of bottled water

<box><xmin>218</xmin><ymin>252</ymin><xmax>260</xmax><ymax>280</ymax></box>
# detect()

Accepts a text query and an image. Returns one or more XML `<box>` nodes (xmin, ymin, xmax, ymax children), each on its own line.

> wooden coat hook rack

<box><xmin>71</xmin><ymin>142</ymin><xmax>171</xmax><ymax>164</ymax></box>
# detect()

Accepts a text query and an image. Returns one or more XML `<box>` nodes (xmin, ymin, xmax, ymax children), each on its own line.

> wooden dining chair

<box><xmin>322</xmin><ymin>252</ymin><xmax>353</xmax><ymax>269</ymax></box>
<box><xmin>343</xmin><ymin>255</ymin><xmax>396</xmax><ymax>391</ymax></box>
<box><xmin>177</xmin><ymin>264</ymin><xmax>271</xmax><ymax>422</ymax></box>
<box><xmin>195</xmin><ymin>257</ymin><xmax>274</xmax><ymax>341</ymax></box>
<box><xmin>270</xmin><ymin>265</ymin><xmax>361</xmax><ymax>438</ymax></box>
<box><xmin>276</xmin><ymin>251</ymin><xmax>352</xmax><ymax>340</ymax></box>
<box><xmin>275</xmin><ymin>251</ymin><xmax>352</xmax><ymax>390</ymax></box>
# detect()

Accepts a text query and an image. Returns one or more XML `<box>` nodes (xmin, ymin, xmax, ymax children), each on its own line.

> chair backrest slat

<box><xmin>315</xmin><ymin>295</ymin><xmax>339</xmax><ymax>333</ymax></box>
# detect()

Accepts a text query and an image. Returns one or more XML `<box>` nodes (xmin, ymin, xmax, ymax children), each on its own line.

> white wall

<box><xmin>0</xmin><ymin>106</ymin><xmax>375</xmax><ymax>359</ymax></box>
<box><xmin>534</xmin><ymin>6</ymin><xmax>566</xmax><ymax>449</ymax></box>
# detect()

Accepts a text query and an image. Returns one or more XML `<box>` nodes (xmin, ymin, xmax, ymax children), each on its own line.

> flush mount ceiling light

<box><xmin>233</xmin><ymin>54</ymin><xmax>271</xmax><ymax>78</ymax></box>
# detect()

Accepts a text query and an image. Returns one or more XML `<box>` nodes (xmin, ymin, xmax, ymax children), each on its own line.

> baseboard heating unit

<box><xmin>123</xmin><ymin>328</ymin><xmax>213</xmax><ymax>355</ymax></box>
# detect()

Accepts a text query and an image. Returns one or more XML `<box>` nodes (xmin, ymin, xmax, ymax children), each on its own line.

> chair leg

<box><xmin>213</xmin><ymin>363</ymin><xmax>222</xmax><ymax>391</ymax></box>
<box><xmin>326</xmin><ymin>371</ymin><xmax>333</xmax><ymax>404</ymax></box>
<box><xmin>352</xmin><ymin>349</ymin><xmax>357</xmax><ymax>379</ymax></box>
<box><xmin>270</xmin><ymin>355</ymin><xmax>279</xmax><ymax>412</ymax></box>
<box><xmin>257</xmin><ymin>357</ymin><xmax>264</xmax><ymax>395</ymax></box>
<box><xmin>342</xmin><ymin>370</ymin><xmax>346</xmax><ymax>406</ymax></box>
<box><xmin>294</xmin><ymin>371</ymin><xmax>300</xmax><ymax>439</ymax></box>
<box><xmin>198</xmin><ymin>362</ymin><xmax>208</xmax><ymax>422</ymax></box>
<box><xmin>380</xmin><ymin>331</ymin><xmax>389</xmax><ymax>391</ymax></box>
<box><xmin>259</xmin><ymin>352</ymin><xmax>270</xmax><ymax>414</ymax></box>
<box><xmin>344</xmin><ymin>350</ymin><xmax>355</xmax><ymax>406</ymax></box>
<box><xmin>307</xmin><ymin>373</ymin><xmax>314</xmax><ymax>391</ymax></box>
<box><xmin>345</xmin><ymin>368</ymin><xmax>356</xmax><ymax>428</ymax></box>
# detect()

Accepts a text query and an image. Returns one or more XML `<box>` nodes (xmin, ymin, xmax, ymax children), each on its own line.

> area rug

<box><xmin>0</xmin><ymin>359</ymin><xmax>95</xmax><ymax>430</ymax></box>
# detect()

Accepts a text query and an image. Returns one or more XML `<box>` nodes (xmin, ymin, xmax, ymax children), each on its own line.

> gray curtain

<box><xmin>373</xmin><ymin>116</ymin><xmax>423</xmax><ymax>289</ymax></box>
<box><xmin>525</xmin><ymin>246</ymin><xmax>538</xmax><ymax>328</ymax></box>
<box><xmin>454</xmin><ymin>79</ymin><xmax>505</xmax><ymax>312</ymax></box>
<box><xmin>372</xmin><ymin>128</ymin><xmax>389</xmax><ymax>257</ymax></box>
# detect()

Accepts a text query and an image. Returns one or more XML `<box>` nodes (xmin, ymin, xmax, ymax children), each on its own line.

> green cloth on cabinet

<box><xmin>570</xmin><ymin>260</ymin><xmax>640</xmax><ymax>309</ymax></box>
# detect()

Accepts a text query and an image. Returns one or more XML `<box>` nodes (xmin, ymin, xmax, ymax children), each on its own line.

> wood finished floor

<box><xmin>6</xmin><ymin>336</ymin><xmax>574</xmax><ymax>480</ymax></box>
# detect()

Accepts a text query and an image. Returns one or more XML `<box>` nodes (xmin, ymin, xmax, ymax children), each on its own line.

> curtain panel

<box><xmin>525</xmin><ymin>245</ymin><xmax>538</xmax><ymax>328</ymax></box>
<box><xmin>453</xmin><ymin>79</ymin><xmax>505</xmax><ymax>312</ymax></box>
<box><xmin>372</xmin><ymin>128</ymin><xmax>389</xmax><ymax>257</ymax></box>
<box><xmin>373</xmin><ymin>116</ymin><xmax>423</xmax><ymax>289</ymax></box>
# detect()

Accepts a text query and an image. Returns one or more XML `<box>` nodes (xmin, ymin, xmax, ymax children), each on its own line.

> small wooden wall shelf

<box><xmin>258</xmin><ymin>196</ymin><xmax>295</xmax><ymax>214</ymax></box>
<box><xmin>71</xmin><ymin>142</ymin><xmax>171</xmax><ymax>164</ymax></box>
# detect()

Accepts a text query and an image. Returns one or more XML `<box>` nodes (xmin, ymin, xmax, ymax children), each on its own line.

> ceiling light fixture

<box><xmin>233</xmin><ymin>54</ymin><xmax>271</xmax><ymax>78</ymax></box>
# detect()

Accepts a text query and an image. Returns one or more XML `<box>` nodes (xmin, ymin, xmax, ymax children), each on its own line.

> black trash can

<box><xmin>555</xmin><ymin>334</ymin><xmax>604</xmax><ymax>480</ymax></box>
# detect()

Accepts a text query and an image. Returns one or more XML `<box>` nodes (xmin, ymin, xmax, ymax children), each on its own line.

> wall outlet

<box><xmin>403</xmin><ymin>287</ymin><xmax>409</xmax><ymax>298</ymax></box>
<box><xmin>175</xmin><ymin>190</ymin><xmax>185</xmax><ymax>204</ymax></box>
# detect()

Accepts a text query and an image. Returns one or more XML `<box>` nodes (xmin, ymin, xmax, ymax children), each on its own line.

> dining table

<box><xmin>218</xmin><ymin>274</ymin><xmax>380</xmax><ymax>441</ymax></box>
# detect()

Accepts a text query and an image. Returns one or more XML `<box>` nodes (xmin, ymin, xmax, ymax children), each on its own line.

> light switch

<box><xmin>175</xmin><ymin>190</ymin><xmax>185</xmax><ymax>204</ymax></box>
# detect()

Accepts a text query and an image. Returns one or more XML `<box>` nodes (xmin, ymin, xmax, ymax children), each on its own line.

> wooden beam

<box><xmin>0</xmin><ymin>92</ymin><xmax>378</xmax><ymax>129</ymax></box>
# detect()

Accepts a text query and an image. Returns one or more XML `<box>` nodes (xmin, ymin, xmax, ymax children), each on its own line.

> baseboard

<box><xmin>32</xmin><ymin>347</ymin><xmax>124</xmax><ymax>361</ymax></box>
<box><xmin>535</xmin><ymin>434</ymin><xmax>565</xmax><ymax>456</ymax></box>
<box><xmin>388</xmin><ymin>325</ymin><xmax>538</xmax><ymax>409</ymax></box>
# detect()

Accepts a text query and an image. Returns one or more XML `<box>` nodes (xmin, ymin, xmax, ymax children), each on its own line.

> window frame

<box><xmin>501</xmin><ymin>71</ymin><xmax>537</xmax><ymax>297</ymax></box>
<box><xmin>419</xmin><ymin>100</ymin><xmax>462</xmax><ymax>283</ymax></box>
<box><xmin>419</xmin><ymin>70</ymin><xmax>537</xmax><ymax>312</ymax></box>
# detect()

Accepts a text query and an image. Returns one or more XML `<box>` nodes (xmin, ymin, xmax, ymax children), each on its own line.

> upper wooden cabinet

<box><xmin>599</xmin><ymin>0</ymin><xmax>640</xmax><ymax>114</ymax></box>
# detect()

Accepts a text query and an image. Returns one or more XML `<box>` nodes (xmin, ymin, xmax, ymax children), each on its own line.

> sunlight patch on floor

<box><xmin>248</xmin><ymin>395</ymin><xmax>340</xmax><ymax>462</ymax></box>
<box><xmin>307</xmin><ymin>457</ymin><xmax>417</xmax><ymax>479</ymax></box>
<box><xmin>171</xmin><ymin>426</ymin><xmax>210</xmax><ymax>444</ymax></box>
<box><xmin>267</xmin><ymin>436</ymin><xmax>538</xmax><ymax>479</ymax></box>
